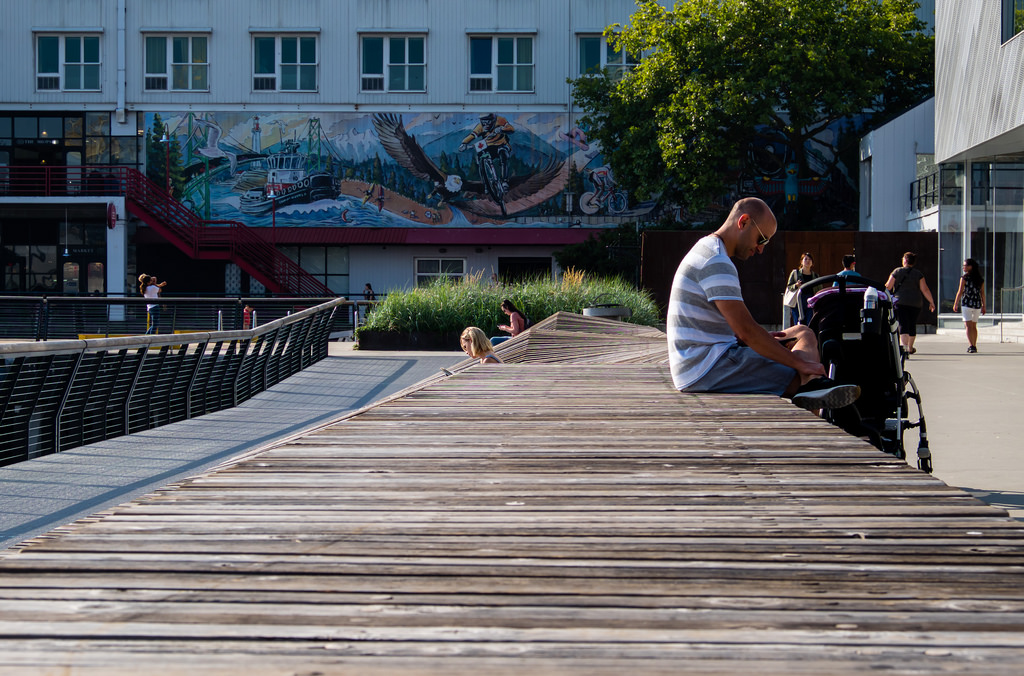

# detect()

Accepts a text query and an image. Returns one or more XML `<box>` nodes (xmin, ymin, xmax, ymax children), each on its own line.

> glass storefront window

<box><xmin>65</xmin><ymin>117</ymin><xmax>83</xmax><ymax>139</ymax></box>
<box><xmin>14</xmin><ymin>118</ymin><xmax>36</xmax><ymax>139</ymax></box>
<box><xmin>87</xmin><ymin>262</ymin><xmax>104</xmax><ymax>293</ymax></box>
<box><xmin>85</xmin><ymin>137</ymin><xmax>109</xmax><ymax>164</ymax></box>
<box><xmin>39</xmin><ymin>118</ymin><xmax>62</xmax><ymax>140</ymax></box>
<box><xmin>86</xmin><ymin>112</ymin><xmax>109</xmax><ymax>137</ymax></box>
<box><xmin>111</xmin><ymin>136</ymin><xmax>136</xmax><ymax>164</ymax></box>
<box><xmin>938</xmin><ymin>164</ymin><xmax>965</xmax><ymax>312</ymax></box>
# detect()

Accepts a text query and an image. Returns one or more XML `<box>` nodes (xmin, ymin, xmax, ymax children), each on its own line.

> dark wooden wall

<box><xmin>642</xmin><ymin>231</ymin><xmax>939</xmax><ymax>325</ymax></box>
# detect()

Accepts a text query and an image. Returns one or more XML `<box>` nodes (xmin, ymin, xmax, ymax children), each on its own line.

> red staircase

<box><xmin>0</xmin><ymin>165</ymin><xmax>332</xmax><ymax>296</ymax></box>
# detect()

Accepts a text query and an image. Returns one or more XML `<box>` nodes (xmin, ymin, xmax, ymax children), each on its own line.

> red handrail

<box><xmin>0</xmin><ymin>165</ymin><xmax>333</xmax><ymax>296</ymax></box>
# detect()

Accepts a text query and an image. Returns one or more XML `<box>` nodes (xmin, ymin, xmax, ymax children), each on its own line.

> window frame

<box><xmin>252</xmin><ymin>33</ymin><xmax>319</xmax><ymax>93</ymax></box>
<box><xmin>1003</xmin><ymin>0</ymin><xmax>1024</xmax><ymax>42</ymax></box>
<box><xmin>415</xmin><ymin>257</ymin><xmax>466</xmax><ymax>286</ymax></box>
<box><xmin>468</xmin><ymin>35</ymin><xmax>534</xmax><ymax>93</ymax></box>
<box><xmin>361</xmin><ymin>34</ymin><xmax>427</xmax><ymax>93</ymax></box>
<box><xmin>578</xmin><ymin>34</ymin><xmax>638</xmax><ymax>78</ymax></box>
<box><xmin>36</xmin><ymin>33</ymin><xmax>102</xmax><ymax>92</ymax></box>
<box><xmin>144</xmin><ymin>34</ymin><xmax>210</xmax><ymax>92</ymax></box>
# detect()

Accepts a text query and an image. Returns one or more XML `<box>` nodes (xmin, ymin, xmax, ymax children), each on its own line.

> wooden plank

<box><xmin>0</xmin><ymin>313</ymin><xmax>1022</xmax><ymax>672</ymax></box>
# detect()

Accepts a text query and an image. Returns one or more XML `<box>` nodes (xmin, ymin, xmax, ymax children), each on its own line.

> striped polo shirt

<box><xmin>667</xmin><ymin>234</ymin><xmax>744</xmax><ymax>390</ymax></box>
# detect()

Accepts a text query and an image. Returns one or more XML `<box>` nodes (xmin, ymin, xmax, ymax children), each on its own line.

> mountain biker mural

<box><xmin>144</xmin><ymin>110</ymin><xmax>654</xmax><ymax>229</ymax></box>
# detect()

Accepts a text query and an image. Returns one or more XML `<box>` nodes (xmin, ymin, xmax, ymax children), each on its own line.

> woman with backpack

<box><xmin>952</xmin><ymin>257</ymin><xmax>986</xmax><ymax>353</ymax></box>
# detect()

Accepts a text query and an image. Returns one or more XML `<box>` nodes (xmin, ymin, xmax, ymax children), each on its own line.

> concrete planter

<box><xmin>583</xmin><ymin>304</ymin><xmax>632</xmax><ymax>321</ymax></box>
<box><xmin>356</xmin><ymin>329</ymin><xmax>459</xmax><ymax>351</ymax></box>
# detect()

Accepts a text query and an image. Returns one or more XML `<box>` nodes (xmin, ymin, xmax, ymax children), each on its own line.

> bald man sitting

<box><xmin>667</xmin><ymin>197</ymin><xmax>860</xmax><ymax>412</ymax></box>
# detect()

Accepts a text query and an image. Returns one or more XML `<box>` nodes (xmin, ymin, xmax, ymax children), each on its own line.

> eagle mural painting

<box><xmin>372</xmin><ymin>113</ymin><xmax>567</xmax><ymax>219</ymax></box>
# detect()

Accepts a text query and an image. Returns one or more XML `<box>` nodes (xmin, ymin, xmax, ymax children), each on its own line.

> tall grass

<box><xmin>357</xmin><ymin>269</ymin><xmax>660</xmax><ymax>336</ymax></box>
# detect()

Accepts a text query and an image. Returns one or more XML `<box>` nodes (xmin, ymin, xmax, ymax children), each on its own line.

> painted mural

<box><xmin>145</xmin><ymin>111</ymin><xmax>651</xmax><ymax>229</ymax></box>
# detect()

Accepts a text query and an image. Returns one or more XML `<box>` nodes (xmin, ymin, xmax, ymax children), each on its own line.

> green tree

<box><xmin>146</xmin><ymin>114</ymin><xmax>184</xmax><ymax>197</ymax></box>
<box><xmin>571</xmin><ymin>0</ymin><xmax>933</xmax><ymax>221</ymax></box>
<box><xmin>554</xmin><ymin>224</ymin><xmax>641</xmax><ymax>283</ymax></box>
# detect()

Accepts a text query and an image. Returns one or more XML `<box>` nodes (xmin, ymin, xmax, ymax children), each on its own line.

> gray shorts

<box><xmin>686</xmin><ymin>344</ymin><xmax>796</xmax><ymax>396</ymax></box>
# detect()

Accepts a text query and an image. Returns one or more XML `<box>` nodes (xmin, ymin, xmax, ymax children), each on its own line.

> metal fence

<box><xmin>0</xmin><ymin>298</ymin><xmax>346</xmax><ymax>467</ymax></box>
<box><xmin>0</xmin><ymin>296</ymin><xmax>369</xmax><ymax>341</ymax></box>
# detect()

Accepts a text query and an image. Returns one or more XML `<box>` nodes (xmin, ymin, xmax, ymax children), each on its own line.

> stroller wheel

<box><xmin>918</xmin><ymin>456</ymin><xmax>933</xmax><ymax>474</ymax></box>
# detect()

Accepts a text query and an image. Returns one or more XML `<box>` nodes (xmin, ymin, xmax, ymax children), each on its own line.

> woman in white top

<box><xmin>138</xmin><ymin>273</ymin><xmax>167</xmax><ymax>334</ymax></box>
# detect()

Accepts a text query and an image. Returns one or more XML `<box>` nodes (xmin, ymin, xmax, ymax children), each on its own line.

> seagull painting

<box><xmin>193</xmin><ymin>114</ymin><xmax>238</xmax><ymax>175</ymax></box>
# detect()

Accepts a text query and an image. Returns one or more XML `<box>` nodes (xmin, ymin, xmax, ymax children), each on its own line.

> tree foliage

<box><xmin>571</xmin><ymin>0</ymin><xmax>934</xmax><ymax>216</ymax></box>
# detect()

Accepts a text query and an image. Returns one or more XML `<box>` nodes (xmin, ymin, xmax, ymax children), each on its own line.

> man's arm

<box><xmin>715</xmin><ymin>299</ymin><xmax>824</xmax><ymax>379</ymax></box>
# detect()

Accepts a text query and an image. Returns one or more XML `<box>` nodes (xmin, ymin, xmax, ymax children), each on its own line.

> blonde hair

<box><xmin>460</xmin><ymin>326</ymin><xmax>495</xmax><ymax>359</ymax></box>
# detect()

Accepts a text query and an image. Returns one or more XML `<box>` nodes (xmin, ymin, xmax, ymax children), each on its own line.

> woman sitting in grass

<box><xmin>460</xmin><ymin>327</ymin><xmax>502</xmax><ymax>364</ymax></box>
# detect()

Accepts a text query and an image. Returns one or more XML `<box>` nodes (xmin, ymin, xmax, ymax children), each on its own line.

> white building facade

<box><xmin>0</xmin><ymin>0</ymin><xmax>648</xmax><ymax>298</ymax></box>
<box><xmin>933</xmin><ymin>0</ymin><xmax>1024</xmax><ymax>312</ymax></box>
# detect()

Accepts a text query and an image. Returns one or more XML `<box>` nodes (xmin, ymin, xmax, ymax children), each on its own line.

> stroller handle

<box><xmin>795</xmin><ymin>274</ymin><xmax>889</xmax><ymax>324</ymax></box>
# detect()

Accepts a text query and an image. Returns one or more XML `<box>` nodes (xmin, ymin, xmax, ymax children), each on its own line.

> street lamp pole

<box><xmin>267</xmin><ymin>188</ymin><xmax>277</xmax><ymax>245</ymax></box>
<box><xmin>159</xmin><ymin>131</ymin><xmax>171</xmax><ymax>196</ymax></box>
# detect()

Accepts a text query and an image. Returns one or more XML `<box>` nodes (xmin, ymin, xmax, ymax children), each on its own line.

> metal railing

<box><xmin>0</xmin><ymin>296</ymin><xmax>360</xmax><ymax>341</ymax></box>
<box><xmin>909</xmin><ymin>171</ymin><xmax>939</xmax><ymax>213</ymax></box>
<box><xmin>0</xmin><ymin>297</ymin><xmax>346</xmax><ymax>468</ymax></box>
<box><xmin>1000</xmin><ymin>285</ymin><xmax>1024</xmax><ymax>343</ymax></box>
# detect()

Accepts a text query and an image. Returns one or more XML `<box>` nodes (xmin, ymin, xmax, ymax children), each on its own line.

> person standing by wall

<box><xmin>952</xmin><ymin>258</ymin><xmax>986</xmax><ymax>353</ymax></box>
<box><xmin>138</xmin><ymin>274</ymin><xmax>167</xmax><ymax>335</ymax></box>
<box><xmin>885</xmin><ymin>252</ymin><xmax>935</xmax><ymax>355</ymax></box>
<box><xmin>784</xmin><ymin>252</ymin><xmax>816</xmax><ymax>327</ymax></box>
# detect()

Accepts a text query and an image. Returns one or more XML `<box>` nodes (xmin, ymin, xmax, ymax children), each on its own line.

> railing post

<box><xmin>124</xmin><ymin>345</ymin><xmax>150</xmax><ymax>436</ymax></box>
<box><xmin>183</xmin><ymin>340</ymin><xmax>208</xmax><ymax>420</ymax></box>
<box><xmin>54</xmin><ymin>349</ymin><xmax>86</xmax><ymax>454</ymax></box>
<box><xmin>37</xmin><ymin>298</ymin><xmax>49</xmax><ymax>342</ymax></box>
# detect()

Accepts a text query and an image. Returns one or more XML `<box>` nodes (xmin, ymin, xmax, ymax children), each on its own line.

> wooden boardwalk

<box><xmin>0</xmin><ymin>313</ymin><xmax>1022</xmax><ymax>674</ymax></box>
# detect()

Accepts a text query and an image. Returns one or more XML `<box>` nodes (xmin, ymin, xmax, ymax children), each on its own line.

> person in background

<box><xmin>952</xmin><ymin>257</ymin><xmax>986</xmax><ymax>354</ymax></box>
<box><xmin>838</xmin><ymin>254</ymin><xmax>860</xmax><ymax>278</ymax></box>
<box><xmin>491</xmin><ymin>299</ymin><xmax>527</xmax><ymax>345</ymax></box>
<box><xmin>832</xmin><ymin>254</ymin><xmax>863</xmax><ymax>288</ymax></box>
<box><xmin>364</xmin><ymin>283</ymin><xmax>376</xmax><ymax>301</ymax></box>
<box><xmin>138</xmin><ymin>273</ymin><xmax>167</xmax><ymax>335</ymax></box>
<box><xmin>667</xmin><ymin>197</ymin><xmax>860</xmax><ymax>413</ymax></box>
<box><xmin>461</xmin><ymin>326</ymin><xmax>503</xmax><ymax>364</ymax></box>
<box><xmin>785</xmin><ymin>252</ymin><xmax>816</xmax><ymax>326</ymax></box>
<box><xmin>885</xmin><ymin>251</ymin><xmax>936</xmax><ymax>355</ymax></box>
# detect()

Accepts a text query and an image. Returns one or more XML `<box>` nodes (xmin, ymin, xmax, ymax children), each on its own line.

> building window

<box><xmin>416</xmin><ymin>258</ymin><xmax>465</xmax><ymax>286</ymax></box>
<box><xmin>1003</xmin><ymin>0</ymin><xmax>1024</xmax><ymax>42</ymax></box>
<box><xmin>145</xmin><ymin>35</ymin><xmax>209</xmax><ymax>91</ymax></box>
<box><xmin>253</xmin><ymin>35</ymin><xmax>317</xmax><ymax>92</ymax></box>
<box><xmin>280</xmin><ymin>246</ymin><xmax>349</xmax><ymax>293</ymax></box>
<box><xmin>36</xmin><ymin>34</ymin><xmax>101</xmax><ymax>91</ymax></box>
<box><xmin>578</xmin><ymin>35</ymin><xmax>638</xmax><ymax>78</ymax></box>
<box><xmin>469</xmin><ymin>36</ymin><xmax>533</xmax><ymax>92</ymax></box>
<box><xmin>361</xmin><ymin>35</ymin><xmax>425</xmax><ymax>92</ymax></box>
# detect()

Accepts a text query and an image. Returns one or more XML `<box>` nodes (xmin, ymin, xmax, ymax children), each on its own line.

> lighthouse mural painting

<box><xmin>145</xmin><ymin>110</ymin><xmax>646</xmax><ymax>230</ymax></box>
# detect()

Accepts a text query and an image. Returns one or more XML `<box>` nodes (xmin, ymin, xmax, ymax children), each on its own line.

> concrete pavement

<box><xmin>902</xmin><ymin>330</ymin><xmax>1024</xmax><ymax>520</ymax></box>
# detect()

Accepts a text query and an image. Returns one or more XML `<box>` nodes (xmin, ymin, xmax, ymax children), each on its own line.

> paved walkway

<box><xmin>907</xmin><ymin>330</ymin><xmax>1024</xmax><ymax>520</ymax></box>
<box><xmin>0</xmin><ymin>344</ymin><xmax>464</xmax><ymax>551</ymax></box>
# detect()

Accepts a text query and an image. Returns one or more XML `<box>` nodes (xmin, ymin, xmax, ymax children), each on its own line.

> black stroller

<box><xmin>797</xmin><ymin>274</ymin><xmax>932</xmax><ymax>473</ymax></box>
